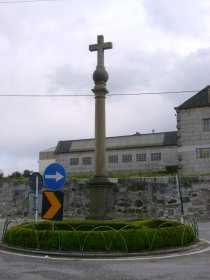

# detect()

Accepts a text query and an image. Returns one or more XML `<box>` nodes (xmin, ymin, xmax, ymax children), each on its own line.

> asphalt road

<box><xmin>0</xmin><ymin>220</ymin><xmax>210</xmax><ymax>280</ymax></box>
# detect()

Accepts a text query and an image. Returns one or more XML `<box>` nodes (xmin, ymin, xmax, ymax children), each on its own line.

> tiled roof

<box><xmin>163</xmin><ymin>131</ymin><xmax>177</xmax><ymax>145</ymax></box>
<box><xmin>177</xmin><ymin>85</ymin><xmax>210</xmax><ymax>109</ymax></box>
<box><xmin>55</xmin><ymin>140</ymin><xmax>73</xmax><ymax>154</ymax></box>
<box><xmin>55</xmin><ymin>131</ymin><xmax>177</xmax><ymax>154</ymax></box>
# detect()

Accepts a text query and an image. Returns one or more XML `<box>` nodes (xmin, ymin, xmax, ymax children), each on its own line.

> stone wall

<box><xmin>177</xmin><ymin>106</ymin><xmax>210</xmax><ymax>175</ymax></box>
<box><xmin>0</xmin><ymin>179</ymin><xmax>30</xmax><ymax>217</ymax></box>
<box><xmin>0</xmin><ymin>176</ymin><xmax>210</xmax><ymax>220</ymax></box>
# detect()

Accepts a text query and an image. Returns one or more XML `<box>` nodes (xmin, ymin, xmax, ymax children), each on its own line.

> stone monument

<box><xmin>88</xmin><ymin>35</ymin><xmax>113</xmax><ymax>219</ymax></box>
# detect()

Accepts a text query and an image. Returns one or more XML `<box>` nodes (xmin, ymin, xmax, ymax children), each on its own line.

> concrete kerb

<box><xmin>0</xmin><ymin>239</ymin><xmax>209</xmax><ymax>259</ymax></box>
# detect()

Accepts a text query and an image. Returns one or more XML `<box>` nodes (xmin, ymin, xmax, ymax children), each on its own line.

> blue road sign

<box><xmin>43</xmin><ymin>163</ymin><xmax>66</xmax><ymax>191</ymax></box>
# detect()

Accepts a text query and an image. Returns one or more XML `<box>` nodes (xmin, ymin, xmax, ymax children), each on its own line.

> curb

<box><xmin>0</xmin><ymin>240</ymin><xmax>209</xmax><ymax>259</ymax></box>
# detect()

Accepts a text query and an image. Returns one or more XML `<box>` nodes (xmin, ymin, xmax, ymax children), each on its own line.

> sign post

<box><xmin>29</xmin><ymin>172</ymin><xmax>43</xmax><ymax>222</ymax></box>
<box><xmin>35</xmin><ymin>175</ymin><xmax>39</xmax><ymax>222</ymax></box>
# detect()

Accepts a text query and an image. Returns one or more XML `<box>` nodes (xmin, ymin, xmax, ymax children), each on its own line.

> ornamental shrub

<box><xmin>3</xmin><ymin>219</ymin><xmax>197</xmax><ymax>252</ymax></box>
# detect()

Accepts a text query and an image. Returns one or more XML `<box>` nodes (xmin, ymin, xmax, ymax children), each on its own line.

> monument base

<box><xmin>87</xmin><ymin>176</ymin><xmax>113</xmax><ymax>220</ymax></box>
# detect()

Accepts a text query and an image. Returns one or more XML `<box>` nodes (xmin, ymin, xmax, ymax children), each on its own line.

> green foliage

<box><xmin>8</xmin><ymin>171</ymin><xmax>22</xmax><ymax>178</ymax></box>
<box><xmin>69</xmin><ymin>174</ymin><xmax>92</xmax><ymax>180</ymax></box>
<box><xmin>68</xmin><ymin>170</ymin><xmax>177</xmax><ymax>181</ymax></box>
<box><xmin>0</xmin><ymin>169</ymin><xmax>33</xmax><ymax>180</ymax></box>
<box><xmin>3</xmin><ymin>227</ymin><xmax>38</xmax><ymax>249</ymax></box>
<box><xmin>140</xmin><ymin>219</ymin><xmax>180</xmax><ymax>229</ymax></box>
<box><xmin>107</xmin><ymin>170</ymin><xmax>173</xmax><ymax>178</ymax></box>
<box><xmin>3</xmin><ymin>219</ymin><xmax>196</xmax><ymax>253</ymax></box>
<box><xmin>165</xmin><ymin>165</ymin><xmax>178</xmax><ymax>173</ymax></box>
<box><xmin>22</xmin><ymin>220</ymin><xmax>136</xmax><ymax>231</ymax></box>
<box><xmin>22</xmin><ymin>170</ymin><xmax>32</xmax><ymax>177</ymax></box>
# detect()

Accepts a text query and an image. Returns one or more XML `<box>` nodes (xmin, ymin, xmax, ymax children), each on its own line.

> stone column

<box><xmin>87</xmin><ymin>35</ymin><xmax>113</xmax><ymax>219</ymax></box>
<box><xmin>94</xmin><ymin>90</ymin><xmax>106</xmax><ymax>177</ymax></box>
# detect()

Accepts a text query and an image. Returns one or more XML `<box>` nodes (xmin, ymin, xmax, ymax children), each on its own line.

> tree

<box><xmin>23</xmin><ymin>170</ymin><xmax>32</xmax><ymax>177</ymax></box>
<box><xmin>9</xmin><ymin>171</ymin><xmax>22</xmax><ymax>178</ymax></box>
<box><xmin>0</xmin><ymin>170</ymin><xmax>3</xmax><ymax>179</ymax></box>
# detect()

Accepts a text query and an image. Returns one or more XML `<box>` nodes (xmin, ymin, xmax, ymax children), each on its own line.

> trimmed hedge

<box><xmin>3</xmin><ymin>219</ymin><xmax>197</xmax><ymax>253</ymax></box>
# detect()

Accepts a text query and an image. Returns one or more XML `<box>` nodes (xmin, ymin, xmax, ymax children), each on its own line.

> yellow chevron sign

<box><xmin>42</xmin><ymin>191</ymin><xmax>64</xmax><ymax>220</ymax></box>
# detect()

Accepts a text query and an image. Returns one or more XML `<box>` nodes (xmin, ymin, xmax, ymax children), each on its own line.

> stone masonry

<box><xmin>177</xmin><ymin>106</ymin><xmax>210</xmax><ymax>175</ymax></box>
<box><xmin>0</xmin><ymin>176</ymin><xmax>210</xmax><ymax>220</ymax></box>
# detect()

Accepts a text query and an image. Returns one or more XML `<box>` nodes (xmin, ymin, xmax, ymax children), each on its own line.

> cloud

<box><xmin>169</xmin><ymin>48</ymin><xmax>210</xmax><ymax>89</ymax></box>
<box><xmin>0</xmin><ymin>96</ymin><xmax>95</xmax><ymax>175</ymax></box>
<box><xmin>47</xmin><ymin>64</ymin><xmax>92</xmax><ymax>93</ymax></box>
<box><xmin>0</xmin><ymin>0</ymin><xmax>210</xmax><ymax>175</ymax></box>
<box><xmin>143</xmin><ymin>0</ymin><xmax>209</xmax><ymax>37</ymax></box>
<box><xmin>106</xmin><ymin>94</ymin><xmax>177</xmax><ymax>137</ymax></box>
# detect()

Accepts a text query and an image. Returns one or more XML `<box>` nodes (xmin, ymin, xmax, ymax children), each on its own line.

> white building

<box><xmin>39</xmin><ymin>86</ymin><xmax>210</xmax><ymax>176</ymax></box>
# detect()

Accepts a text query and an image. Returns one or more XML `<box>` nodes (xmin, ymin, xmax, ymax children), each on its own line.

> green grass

<box><xmin>68</xmin><ymin>170</ymin><xmax>177</xmax><ymax>180</ymax></box>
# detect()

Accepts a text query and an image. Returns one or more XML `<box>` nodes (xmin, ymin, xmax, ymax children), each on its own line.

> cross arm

<box><xmin>89</xmin><ymin>42</ymin><xmax>113</xmax><ymax>52</ymax></box>
<box><xmin>89</xmin><ymin>44</ymin><xmax>98</xmax><ymax>52</ymax></box>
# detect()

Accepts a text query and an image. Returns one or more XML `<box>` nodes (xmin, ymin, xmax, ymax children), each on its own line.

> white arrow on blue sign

<box><xmin>43</xmin><ymin>163</ymin><xmax>66</xmax><ymax>191</ymax></box>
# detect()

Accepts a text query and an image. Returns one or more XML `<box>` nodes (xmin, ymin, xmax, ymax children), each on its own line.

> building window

<box><xmin>203</xmin><ymin>118</ymin><xmax>210</xmax><ymax>132</ymax></box>
<box><xmin>70</xmin><ymin>158</ymin><xmax>79</xmax><ymax>166</ymax></box>
<box><xmin>82</xmin><ymin>157</ymin><xmax>91</xmax><ymax>165</ymax></box>
<box><xmin>196</xmin><ymin>148</ymin><xmax>210</xmax><ymax>158</ymax></box>
<box><xmin>151</xmin><ymin>153</ymin><xmax>161</xmax><ymax>161</ymax></box>
<box><xmin>122</xmin><ymin>154</ymin><xmax>132</xmax><ymax>163</ymax></box>
<box><xmin>136</xmin><ymin>154</ymin><xmax>146</xmax><ymax>162</ymax></box>
<box><xmin>108</xmin><ymin>155</ymin><xmax>118</xmax><ymax>164</ymax></box>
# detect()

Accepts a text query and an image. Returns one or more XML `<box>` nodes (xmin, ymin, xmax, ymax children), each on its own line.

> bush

<box><xmin>3</xmin><ymin>219</ymin><xmax>197</xmax><ymax>252</ymax></box>
<box><xmin>165</xmin><ymin>166</ymin><xmax>178</xmax><ymax>173</ymax></box>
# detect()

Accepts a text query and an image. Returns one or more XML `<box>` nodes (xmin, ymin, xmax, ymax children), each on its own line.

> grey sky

<box><xmin>1</xmin><ymin>0</ymin><xmax>210</xmax><ymax>175</ymax></box>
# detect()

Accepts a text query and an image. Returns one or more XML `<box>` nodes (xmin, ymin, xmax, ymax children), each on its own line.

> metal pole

<box><xmin>176</xmin><ymin>172</ymin><xmax>184</xmax><ymax>221</ymax></box>
<box><xmin>35</xmin><ymin>175</ymin><xmax>38</xmax><ymax>222</ymax></box>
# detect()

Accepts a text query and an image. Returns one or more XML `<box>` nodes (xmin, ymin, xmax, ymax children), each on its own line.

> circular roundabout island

<box><xmin>2</xmin><ymin>218</ymin><xmax>198</xmax><ymax>257</ymax></box>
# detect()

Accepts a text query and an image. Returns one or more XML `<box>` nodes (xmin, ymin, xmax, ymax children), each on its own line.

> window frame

<box><xmin>82</xmin><ymin>157</ymin><xmax>92</xmax><ymax>165</ymax></box>
<box><xmin>122</xmin><ymin>154</ymin><xmax>132</xmax><ymax>163</ymax></box>
<box><xmin>108</xmin><ymin>155</ymin><xmax>118</xmax><ymax>164</ymax></box>
<box><xmin>70</xmin><ymin>157</ymin><xmax>79</xmax><ymax>166</ymax></box>
<box><xmin>136</xmin><ymin>153</ymin><xmax>147</xmax><ymax>162</ymax></box>
<box><xmin>203</xmin><ymin>118</ymin><xmax>210</xmax><ymax>132</ymax></box>
<box><xmin>196</xmin><ymin>148</ymin><xmax>210</xmax><ymax>158</ymax></box>
<box><xmin>151</xmin><ymin>153</ymin><xmax>161</xmax><ymax>161</ymax></box>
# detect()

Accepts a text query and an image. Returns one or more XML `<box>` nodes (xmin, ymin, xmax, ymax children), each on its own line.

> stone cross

<box><xmin>89</xmin><ymin>35</ymin><xmax>112</xmax><ymax>68</ymax></box>
<box><xmin>88</xmin><ymin>35</ymin><xmax>113</xmax><ymax>220</ymax></box>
